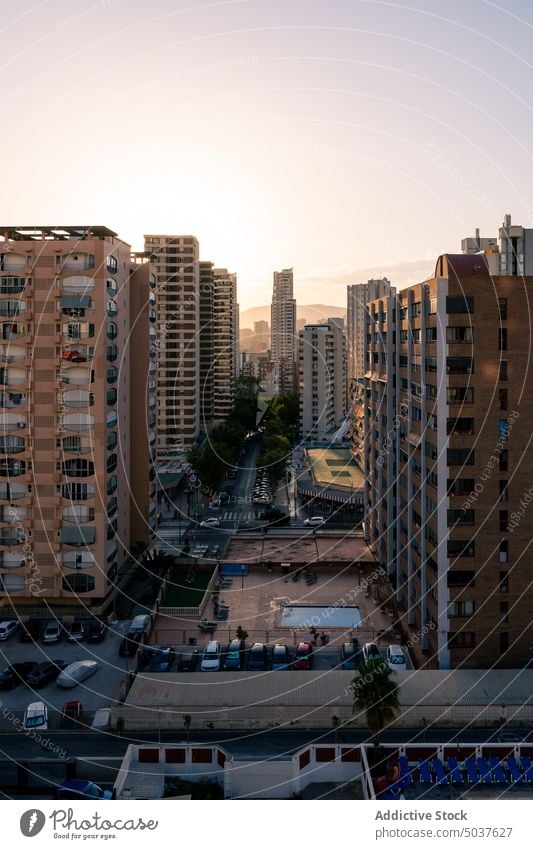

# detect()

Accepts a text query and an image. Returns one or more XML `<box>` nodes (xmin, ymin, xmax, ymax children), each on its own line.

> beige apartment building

<box><xmin>144</xmin><ymin>234</ymin><xmax>200</xmax><ymax>454</ymax></box>
<box><xmin>299</xmin><ymin>318</ymin><xmax>347</xmax><ymax>440</ymax></box>
<box><xmin>212</xmin><ymin>268</ymin><xmax>238</xmax><ymax>421</ymax></box>
<box><xmin>271</xmin><ymin>268</ymin><xmax>297</xmax><ymax>393</ymax></box>
<box><xmin>0</xmin><ymin>225</ymin><xmax>155</xmax><ymax>612</ymax></box>
<box><xmin>365</xmin><ymin>250</ymin><xmax>533</xmax><ymax>668</ymax></box>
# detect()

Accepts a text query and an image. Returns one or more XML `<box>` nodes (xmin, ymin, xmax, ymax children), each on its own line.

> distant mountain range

<box><xmin>240</xmin><ymin>303</ymin><xmax>346</xmax><ymax>329</ymax></box>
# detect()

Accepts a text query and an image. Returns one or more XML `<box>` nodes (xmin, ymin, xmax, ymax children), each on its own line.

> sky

<box><xmin>3</xmin><ymin>0</ymin><xmax>533</xmax><ymax>309</ymax></box>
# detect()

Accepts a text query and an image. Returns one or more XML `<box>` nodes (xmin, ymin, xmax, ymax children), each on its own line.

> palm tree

<box><xmin>349</xmin><ymin>658</ymin><xmax>400</xmax><ymax>741</ymax></box>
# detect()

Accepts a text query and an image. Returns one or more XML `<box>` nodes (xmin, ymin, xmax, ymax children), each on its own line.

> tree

<box><xmin>349</xmin><ymin>658</ymin><xmax>400</xmax><ymax>740</ymax></box>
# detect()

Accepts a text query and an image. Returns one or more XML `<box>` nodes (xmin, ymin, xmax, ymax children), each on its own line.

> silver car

<box><xmin>56</xmin><ymin>660</ymin><xmax>98</xmax><ymax>688</ymax></box>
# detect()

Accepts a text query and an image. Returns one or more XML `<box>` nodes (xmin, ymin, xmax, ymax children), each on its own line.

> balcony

<box><xmin>60</xmin><ymin>390</ymin><xmax>94</xmax><ymax>408</ymax></box>
<box><xmin>61</xmin><ymin>526</ymin><xmax>95</xmax><ymax>546</ymax></box>
<box><xmin>0</xmin><ymin>483</ymin><xmax>27</xmax><ymax>500</ymax></box>
<box><xmin>0</xmin><ymin>529</ymin><xmax>23</xmax><ymax>546</ymax></box>
<box><xmin>61</xmin><ymin>275</ymin><xmax>95</xmax><ymax>293</ymax></box>
<box><xmin>60</xmin><ymin>367</ymin><xmax>93</xmax><ymax>386</ymax></box>
<box><xmin>0</xmin><ymin>459</ymin><xmax>26</xmax><ymax>477</ymax></box>
<box><xmin>0</xmin><ymin>550</ymin><xmax>27</xmax><ymax>568</ymax></box>
<box><xmin>0</xmin><ymin>368</ymin><xmax>26</xmax><ymax>387</ymax></box>
<box><xmin>62</xmin><ymin>253</ymin><xmax>95</xmax><ymax>271</ymax></box>
<box><xmin>0</xmin><ymin>505</ymin><xmax>27</xmax><ymax>523</ymax></box>
<box><xmin>1</xmin><ymin>322</ymin><xmax>26</xmax><ymax>341</ymax></box>
<box><xmin>61</xmin><ymin>482</ymin><xmax>95</xmax><ymax>501</ymax></box>
<box><xmin>60</xmin><ymin>413</ymin><xmax>94</xmax><ymax>432</ymax></box>
<box><xmin>0</xmin><ymin>253</ymin><xmax>25</xmax><ymax>272</ymax></box>
<box><xmin>62</xmin><ymin>435</ymin><xmax>93</xmax><ymax>454</ymax></box>
<box><xmin>63</xmin><ymin>322</ymin><xmax>95</xmax><ymax>341</ymax></box>
<box><xmin>0</xmin><ymin>300</ymin><xmax>27</xmax><ymax>318</ymax></box>
<box><xmin>62</xmin><ymin>346</ymin><xmax>93</xmax><ymax>363</ymax></box>
<box><xmin>0</xmin><ymin>344</ymin><xmax>25</xmax><ymax>363</ymax></box>
<box><xmin>62</xmin><ymin>460</ymin><xmax>95</xmax><ymax>478</ymax></box>
<box><xmin>0</xmin><ymin>413</ymin><xmax>25</xmax><ymax>432</ymax></box>
<box><xmin>0</xmin><ymin>436</ymin><xmax>25</xmax><ymax>454</ymax></box>
<box><xmin>62</xmin><ymin>551</ymin><xmax>96</xmax><ymax>569</ymax></box>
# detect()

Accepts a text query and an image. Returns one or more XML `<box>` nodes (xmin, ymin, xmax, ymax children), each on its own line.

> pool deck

<box><xmin>151</xmin><ymin>565</ymin><xmax>394</xmax><ymax>648</ymax></box>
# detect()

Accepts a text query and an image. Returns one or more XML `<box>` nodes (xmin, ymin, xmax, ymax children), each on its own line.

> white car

<box><xmin>200</xmin><ymin>640</ymin><xmax>221</xmax><ymax>671</ymax></box>
<box><xmin>303</xmin><ymin>516</ymin><xmax>325</xmax><ymax>527</ymax></box>
<box><xmin>386</xmin><ymin>644</ymin><xmax>407</xmax><ymax>671</ymax></box>
<box><xmin>200</xmin><ymin>518</ymin><xmax>220</xmax><ymax>528</ymax></box>
<box><xmin>57</xmin><ymin>660</ymin><xmax>98</xmax><ymax>688</ymax></box>
<box><xmin>0</xmin><ymin>620</ymin><xmax>19</xmax><ymax>640</ymax></box>
<box><xmin>24</xmin><ymin>701</ymin><xmax>48</xmax><ymax>731</ymax></box>
<box><xmin>90</xmin><ymin>708</ymin><xmax>111</xmax><ymax>731</ymax></box>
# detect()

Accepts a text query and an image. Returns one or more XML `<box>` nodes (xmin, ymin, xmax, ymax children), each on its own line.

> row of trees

<box><xmin>257</xmin><ymin>392</ymin><xmax>299</xmax><ymax>485</ymax></box>
<box><xmin>186</xmin><ymin>376</ymin><xmax>260</xmax><ymax>496</ymax></box>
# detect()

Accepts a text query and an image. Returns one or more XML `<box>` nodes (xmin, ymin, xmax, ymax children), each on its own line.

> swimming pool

<box><xmin>280</xmin><ymin>604</ymin><xmax>362</xmax><ymax>629</ymax></box>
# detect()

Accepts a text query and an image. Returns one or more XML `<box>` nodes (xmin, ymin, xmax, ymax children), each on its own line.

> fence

<box><xmin>157</xmin><ymin>569</ymin><xmax>218</xmax><ymax>619</ymax></box>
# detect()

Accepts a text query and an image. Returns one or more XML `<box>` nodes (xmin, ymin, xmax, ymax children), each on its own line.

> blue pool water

<box><xmin>280</xmin><ymin>604</ymin><xmax>362</xmax><ymax>629</ymax></box>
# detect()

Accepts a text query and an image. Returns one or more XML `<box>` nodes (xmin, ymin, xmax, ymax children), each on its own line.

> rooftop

<box><xmin>307</xmin><ymin>448</ymin><xmax>365</xmax><ymax>491</ymax></box>
<box><xmin>0</xmin><ymin>225</ymin><xmax>119</xmax><ymax>241</ymax></box>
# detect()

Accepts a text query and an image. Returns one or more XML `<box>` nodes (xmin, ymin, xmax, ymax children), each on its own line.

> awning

<box><xmin>61</xmin><ymin>526</ymin><xmax>95</xmax><ymax>545</ymax></box>
<box><xmin>60</xmin><ymin>295</ymin><xmax>92</xmax><ymax>309</ymax></box>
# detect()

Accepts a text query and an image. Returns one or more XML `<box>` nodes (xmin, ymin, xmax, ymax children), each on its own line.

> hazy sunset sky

<box><xmin>3</xmin><ymin>0</ymin><xmax>533</xmax><ymax>308</ymax></box>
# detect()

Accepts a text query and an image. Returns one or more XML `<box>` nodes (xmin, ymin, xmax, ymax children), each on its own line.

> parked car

<box><xmin>128</xmin><ymin>614</ymin><xmax>150</xmax><ymax>634</ymax></box>
<box><xmin>248</xmin><ymin>643</ymin><xmax>268</xmax><ymax>671</ymax></box>
<box><xmin>178</xmin><ymin>650</ymin><xmax>198</xmax><ymax>672</ymax></box>
<box><xmin>148</xmin><ymin>646</ymin><xmax>174</xmax><ymax>673</ymax></box>
<box><xmin>57</xmin><ymin>660</ymin><xmax>98</xmax><ymax>688</ymax></box>
<box><xmin>26</xmin><ymin>661</ymin><xmax>67</xmax><ymax>689</ymax></box>
<box><xmin>200</xmin><ymin>518</ymin><xmax>220</xmax><ymax>528</ymax></box>
<box><xmin>55</xmin><ymin>779</ymin><xmax>112</xmax><ymax>800</ymax></box>
<box><xmin>0</xmin><ymin>620</ymin><xmax>19</xmax><ymax>640</ymax></box>
<box><xmin>42</xmin><ymin>621</ymin><xmax>62</xmax><ymax>644</ymax></box>
<box><xmin>23</xmin><ymin>701</ymin><xmax>48</xmax><ymax>731</ymax></box>
<box><xmin>0</xmin><ymin>662</ymin><xmax>37</xmax><ymax>690</ymax></box>
<box><xmin>341</xmin><ymin>641</ymin><xmax>361</xmax><ymax>670</ymax></box>
<box><xmin>64</xmin><ymin>622</ymin><xmax>85</xmax><ymax>642</ymax></box>
<box><xmin>200</xmin><ymin>640</ymin><xmax>221</xmax><ymax>671</ymax></box>
<box><xmin>90</xmin><ymin>708</ymin><xmax>111</xmax><ymax>731</ymax></box>
<box><xmin>19</xmin><ymin>620</ymin><xmax>42</xmax><ymax>642</ymax></box>
<box><xmin>362</xmin><ymin>642</ymin><xmax>382</xmax><ymax>662</ymax></box>
<box><xmin>303</xmin><ymin>516</ymin><xmax>325</xmax><ymax>527</ymax></box>
<box><xmin>294</xmin><ymin>642</ymin><xmax>313</xmax><ymax>670</ymax></box>
<box><xmin>386</xmin><ymin>644</ymin><xmax>407</xmax><ymax>672</ymax></box>
<box><xmin>86</xmin><ymin>620</ymin><xmax>106</xmax><ymax>643</ymax></box>
<box><xmin>224</xmin><ymin>639</ymin><xmax>244</xmax><ymax>671</ymax></box>
<box><xmin>119</xmin><ymin>631</ymin><xmax>142</xmax><ymax>657</ymax></box>
<box><xmin>271</xmin><ymin>644</ymin><xmax>289</xmax><ymax>671</ymax></box>
<box><xmin>60</xmin><ymin>700</ymin><xmax>84</xmax><ymax>729</ymax></box>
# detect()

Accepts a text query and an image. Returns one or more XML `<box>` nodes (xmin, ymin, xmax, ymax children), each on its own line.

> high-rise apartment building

<box><xmin>199</xmin><ymin>261</ymin><xmax>214</xmax><ymax>434</ymax></box>
<box><xmin>271</xmin><ymin>268</ymin><xmax>297</xmax><ymax>394</ymax></box>
<box><xmin>0</xmin><ymin>225</ymin><xmax>155</xmax><ymax>611</ymax></box>
<box><xmin>299</xmin><ymin>318</ymin><xmax>347</xmax><ymax>440</ymax></box>
<box><xmin>365</xmin><ymin>246</ymin><xmax>533</xmax><ymax>669</ymax></box>
<box><xmin>212</xmin><ymin>268</ymin><xmax>238</xmax><ymax>421</ymax></box>
<box><xmin>144</xmin><ymin>234</ymin><xmax>200</xmax><ymax>456</ymax></box>
<box><xmin>253</xmin><ymin>319</ymin><xmax>269</xmax><ymax>351</ymax></box>
<box><xmin>347</xmin><ymin>277</ymin><xmax>394</xmax><ymax>382</ymax></box>
<box><xmin>461</xmin><ymin>213</ymin><xmax>533</xmax><ymax>275</ymax></box>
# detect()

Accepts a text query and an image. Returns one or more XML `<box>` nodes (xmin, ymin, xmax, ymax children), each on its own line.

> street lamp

<box><xmin>241</xmin><ymin>564</ymin><xmax>246</xmax><ymax>591</ymax></box>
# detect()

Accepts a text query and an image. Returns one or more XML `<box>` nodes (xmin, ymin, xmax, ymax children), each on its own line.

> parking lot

<box><xmin>0</xmin><ymin>620</ymin><xmax>134</xmax><ymax>729</ymax></box>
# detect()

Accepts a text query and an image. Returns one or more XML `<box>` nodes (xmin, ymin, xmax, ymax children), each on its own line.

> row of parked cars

<box><xmin>0</xmin><ymin>659</ymin><xmax>100</xmax><ymax>691</ymax></box>
<box><xmin>252</xmin><ymin>470</ymin><xmax>273</xmax><ymax>505</ymax></box>
<box><xmin>0</xmin><ymin>618</ymin><xmax>106</xmax><ymax>644</ymax></box>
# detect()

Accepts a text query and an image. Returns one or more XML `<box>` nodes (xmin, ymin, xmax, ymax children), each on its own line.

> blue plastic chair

<box><xmin>398</xmin><ymin>755</ymin><xmax>412</xmax><ymax>789</ymax></box>
<box><xmin>419</xmin><ymin>759</ymin><xmax>432</xmax><ymax>784</ymax></box>
<box><xmin>521</xmin><ymin>756</ymin><xmax>533</xmax><ymax>782</ymax></box>
<box><xmin>465</xmin><ymin>756</ymin><xmax>479</xmax><ymax>783</ymax></box>
<box><xmin>489</xmin><ymin>756</ymin><xmax>507</xmax><ymax>783</ymax></box>
<box><xmin>507</xmin><ymin>756</ymin><xmax>524</xmax><ymax>784</ymax></box>
<box><xmin>447</xmin><ymin>756</ymin><xmax>464</xmax><ymax>784</ymax></box>
<box><xmin>432</xmin><ymin>758</ymin><xmax>448</xmax><ymax>785</ymax></box>
<box><xmin>477</xmin><ymin>757</ymin><xmax>493</xmax><ymax>784</ymax></box>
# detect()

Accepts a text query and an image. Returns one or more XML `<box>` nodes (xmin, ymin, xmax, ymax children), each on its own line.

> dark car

<box><xmin>247</xmin><ymin>642</ymin><xmax>267</xmax><ymax>671</ymax></box>
<box><xmin>119</xmin><ymin>631</ymin><xmax>142</xmax><ymax>657</ymax></box>
<box><xmin>60</xmin><ymin>699</ymin><xmax>84</xmax><ymax>729</ymax></box>
<box><xmin>224</xmin><ymin>639</ymin><xmax>244</xmax><ymax>671</ymax></box>
<box><xmin>64</xmin><ymin>622</ymin><xmax>85</xmax><ymax>642</ymax></box>
<box><xmin>26</xmin><ymin>660</ymin><xmax>67</xmax><ymax>688</ymax></box>
<box><xmin>341</xmin><ymin>641</ymin><xmax>361</xmax><ymax>670</ymax></box>
<box><xmin>178</xmin><ymin>650</ymin><xmax>198</xmax><ymax>671</ymax></box>
<box><xmin>148</xmin><ymin>646</ymin><xmax>174</xmax><ymax>673</ymax></box>
<box><xmin>271</xmin><ymin>644</ymin><xmax>289</xmax><ymax>671</ymax></box>
<box><xmin>294</xmin><ymin>642</ymin><xmax>313</xmax><ymax>670</ymax></box>
<box><xmin>0</xmin><ymin>661</ymin><xmax>37</xmax><ymax>690</ymax></box>
<box><xmin>19</xmin><ymin>620</ymin><xmax>42</xmax><ymax>642</ymax></box>
<box><xmin>86</xmin><ymin>620</ymin><xmax>106</xmax><ymax>643</ymax></box>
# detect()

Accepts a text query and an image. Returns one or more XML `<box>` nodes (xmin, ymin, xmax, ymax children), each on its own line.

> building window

<box><xmin>499</xmin><ymin>388</ymin><xmax>508</xmax><ymax>411</ymax></box>
<box><xmin>106</xmin><ymin>388</ymin><xmax>117</xmax><ymax>406</ymax></box>
<box><xmin>500</xmin><ymin>601</ymin><xmax>509</xmax><ymax>624</ymax></box>
<box><xmin>107</xmin><ymin>322</ymin><xmax>118</xmax><ymax>340</ymax></box>
<box><xmin>498</xmin><ymin>298</ymin><xmax>508</xmax><ymax>320</ymax></box>
<box><xmin>448</xmin><ymin>569</ymin><xmax>475</xmax><ymax>585</ymax></box>
<box><xmin>499</xmin><ymin>510</ymin><xmax>508</xmax><ymax>532</ymax></box>
<box><xmin>446</xmin><ymin>326</ymin><xmax>473</xmax><ymax>343</ymax></box>
<box><xmin>62</xmin><ymin>574</ymin><xmax>95</xmax><ymax>594</ymax></box>
<box><xmin>448</xmin><ymin>599</ymin><xmax>475</xmax><ymax>617</ymax></box>
<box><xmin>448</xmin><ymin>631</ymin><xmax>476</xmax><ymax>648</ymax></box>
<box><xmin>446</xmin><ymin>295</ymin><xmax>474</xmax><ymax>314</ymax></box>
<box><xmin>447</xmin><ymin>509</ymin><xmax>475</xmax><ymax>526</ymax></box>
<box><xmin>499</xmin><ymin>360</ymin><xmax>508</xmax><ymax>381</ymax></box>
<box><xmin>447</xmin><ymin>540</ymin><xmax>475</xmax><ymax>558</ymax></box>
<box><xmin>499</xmin><ymin>450</ymin><xmax>508</xmax><ymax>472</ymax></box>
<box><xmin>499</xmin><ymin>631</ymin><xmax>509</xmax><ymax>653</ymax></box>
<box><xmin>499</xmin><ymin>540</ymin><xmax>509</xmax><ymax>563</ymax></box>
<box><xmin>106</xmin><ymin>256</ymin><xmax>118</xmax><ymax>274</ymax></box>
<box><xmin>106</xmin><ymin>278</ymin><xmax>117</xmax><ymax>296</ymax></box>
<box><xmin>498</xmin><ymin>328</ymin><xmax>508</xmax><ymax>351</ymax></box>
<box><xmin>447</xmin><ymin>448</ymin><xmax>474</xmax><ymax>465</ymax></box>
<box><xmin>447</xmin><ymin>386</ymin><xmax>474</xmax><ymax>404</ymax></box>
<box><xmin>446</xmin><ymin>357</ymin><xmax>474</xmax><ymax>374</ymax></box>
<box><xmin>499</xmin><ymin>571</ymin><xmax>509</xmax><ymax>593</ymax></box>
<box><xmin>499</xmin><ymin>480</ymin><xmax>509</xmax><ymax>502</ymax></box>
<box><xmin>425</xmin><ymin>327</ymin><xmax>437</xmax><ymax>341</ymax></box>
<box><xmin>106</xmin><ymin>453</ymin><xmax>117</xmax><ymax>473</ymax></box>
